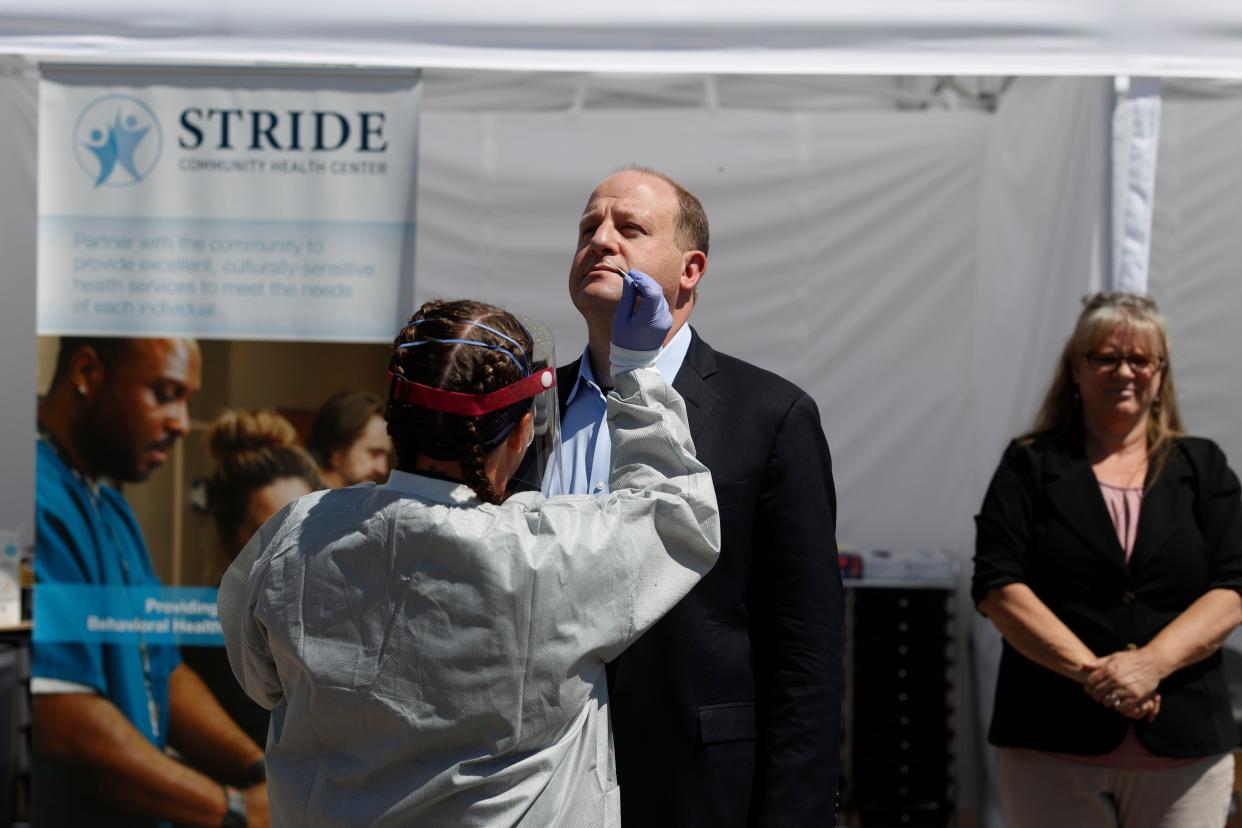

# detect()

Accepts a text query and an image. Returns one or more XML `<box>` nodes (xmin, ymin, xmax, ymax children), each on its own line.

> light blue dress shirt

<box><xmin>546</xmin><ymin>324</ymin><xmax>693</xmax><ymax>497</ymax></box>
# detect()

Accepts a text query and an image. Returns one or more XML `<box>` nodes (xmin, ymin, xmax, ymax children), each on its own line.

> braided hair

<box><xmin>387</xmin><ymin>300</ymin><xmax>533</xmax><ymax>504</ymax></box>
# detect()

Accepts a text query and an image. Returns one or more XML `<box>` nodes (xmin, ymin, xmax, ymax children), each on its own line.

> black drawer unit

<box><xmin>0</xmin><ymin>629</ymin><xmax>31</xmax><ymax>828</ymax></box>
<box><xmin>841</xmin><ymin>585</ymin><xmax>955</xmax><ymax>828</ymax></box>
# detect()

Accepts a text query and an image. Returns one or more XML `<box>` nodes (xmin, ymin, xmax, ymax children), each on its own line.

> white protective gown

<box><xmin>218</xmin><ymin>365</ymin><xmax>720</xmax><ymax>827</ymax></box>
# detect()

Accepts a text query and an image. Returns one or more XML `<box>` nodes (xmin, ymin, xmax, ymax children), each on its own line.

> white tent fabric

<box><xmin>1145</xmin><ymin>78</ymin><xmax>1242</xmax><ymax>693</ymax></box>
<box><xmin>415</xmin><ymin>74</ymin><xmax>1106</xmax><ymax>555</ymax></box>
<box><xmin>4</xmin><ymin>2</ymin><xmax>1242</xmax><ymax>77</ymax></box>
<box><xmin>1149</xmin><ymin>85</ymin><xmax>1242</xmax><ymax>480</ymax></box>
<box><xmin>0</xmin><ymin>58</ymin><xmax>37</xmax><ymax>563</ymax></box>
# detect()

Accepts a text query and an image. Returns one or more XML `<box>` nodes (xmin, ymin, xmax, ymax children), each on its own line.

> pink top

<box><xmin>1052</xmin><ymin>482</ymin><xmax>1198</xmax><ymax>770</ymax></box>
<box><xmin>1100</xmin><ymin>483</ymin><xmax>1142</xmax><ymax>564</ymax></box>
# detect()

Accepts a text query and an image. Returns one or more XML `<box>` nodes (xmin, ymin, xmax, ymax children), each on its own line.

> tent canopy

<box><xmin>3</xmin><ymin>1</ymin><xmax>1242</xmax><ymax>77</ymax></box>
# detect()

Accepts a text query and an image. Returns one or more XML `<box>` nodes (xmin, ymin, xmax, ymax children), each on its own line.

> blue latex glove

<box><xmin>611</xmin><ymin>269</ymin><xmax>672</xmax><ymax>352</ymax></box>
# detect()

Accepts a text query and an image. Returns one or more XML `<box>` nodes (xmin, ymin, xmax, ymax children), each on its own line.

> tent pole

<box><xmin>1108</xmin><ymin>75</ymin><xmax>1163</xmax><ymax>295</ymax></box>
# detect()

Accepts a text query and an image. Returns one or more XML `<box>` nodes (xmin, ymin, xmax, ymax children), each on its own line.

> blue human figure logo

<box><xmin>83</xmin><ymin>111</ymin><xmax>150</xmax><ymax>186</ymax></box>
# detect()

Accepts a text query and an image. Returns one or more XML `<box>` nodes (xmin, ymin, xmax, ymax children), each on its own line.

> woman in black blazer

<box><xmin>974</xmin><ymin>293</ymin><xmax>1242</xmax><ymax>827</ymax></box>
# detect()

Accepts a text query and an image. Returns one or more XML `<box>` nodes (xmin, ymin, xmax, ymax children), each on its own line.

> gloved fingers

<box><xmin>626</xmin><ymin>269</ymin><xmax>662</xmax><ymax>300</ymax></box>
<box><xmin>617</xmin><ymin>271</ymin><xmax>638</xmax><ymax>313</ymax></box>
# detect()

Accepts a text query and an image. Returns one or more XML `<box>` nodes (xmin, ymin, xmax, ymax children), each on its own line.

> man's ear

<box><xmin>679</xmin><ymin>250</ymin><xmax>706</xmax><ymax>298</ymax></box>
<box><xmin>68</xmin><ymin>346</ymin><xmax>106</xmax><ymax>398</ymax></box>
<box><xmin>328</xmin><ymin>448</ymin><xmax>345</xmax><ymax>472</ymax></box>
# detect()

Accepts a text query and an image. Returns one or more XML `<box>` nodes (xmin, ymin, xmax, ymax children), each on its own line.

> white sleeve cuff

<box><xmin>610</xmin><ymin>343</ymin><xmax>661</xmax><ymax>373</ymax></box>
<box><xmin>30</xmin><ymin>677</ymin><xmax>99</xmax><ymax>695</ymax></box>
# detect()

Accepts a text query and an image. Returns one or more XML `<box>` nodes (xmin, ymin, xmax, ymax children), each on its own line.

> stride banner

<box><xmin>38</xmin><ymin>67</ymin><xmax>420</xmax><ymax>341</ymax></box>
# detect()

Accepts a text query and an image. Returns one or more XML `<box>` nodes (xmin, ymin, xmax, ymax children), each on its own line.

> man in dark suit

<box><xmin>551</xmin><ymin>166</ymin><xmax>844</xmax><ymax>825</ymax></box>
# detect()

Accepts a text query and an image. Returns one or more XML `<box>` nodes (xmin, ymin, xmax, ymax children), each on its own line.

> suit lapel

<box><xmin>1042</xmin><ymin>444</ymin><xmax>1129</xmax><ymax>571</ymax></box>
<box><xmin>556</xmin><ymin>360</ymin><xmax>579</xmax><ymax>413</ymax></box>
<box><xmin>1128</xmin><ymin>448</ymin><xmax>1194</xmax><ymax>573</ymax></box>
<box><xmin>672</xmin><ymin>328</ymin><xmax>720</xmax><ymax>440</ymax></box>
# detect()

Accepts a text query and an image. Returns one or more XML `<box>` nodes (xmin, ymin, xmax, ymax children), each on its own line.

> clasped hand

<box><xmin>1081</xmin><ymin>648</ymin><xmax>1166</xmax><ymax>721</ymax></box>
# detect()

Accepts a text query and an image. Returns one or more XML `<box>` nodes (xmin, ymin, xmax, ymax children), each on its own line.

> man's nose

<box><xmin>589</xmin><ymin>222</ymin><xmax>618</xmax><ymax>254</ymax></box>
<box><xmin>168</xmin><ymin>402</ymin><xmax>191</xmax><ymax>437</ymax></box>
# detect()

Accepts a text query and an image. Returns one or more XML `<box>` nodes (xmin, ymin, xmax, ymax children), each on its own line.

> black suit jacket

<box><xmin>973</xmin><ymin>433</ymin><xmax>1242</xmax><ymax>756</ymax></box>
<box><xmin>558</xmin><ymin>329</ymin><xmax>844</xmax><ymax>826</ymax></box>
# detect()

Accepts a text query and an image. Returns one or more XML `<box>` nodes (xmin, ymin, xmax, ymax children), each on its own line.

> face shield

<box><xmin>386</xmin><ymin>314</ymin><xmax>560</xmax><ymax>498</ymax></box>
<box><xmin>507</xmin><ymin>314</ymin><xmax>561</xmax><ymax>495</ymax></box>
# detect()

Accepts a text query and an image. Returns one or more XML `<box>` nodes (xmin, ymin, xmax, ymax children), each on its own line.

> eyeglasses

<box><xmin>1083</xmin><ymin>352</ymin><xmax>1164</xmax><ymax>377</ymax></box>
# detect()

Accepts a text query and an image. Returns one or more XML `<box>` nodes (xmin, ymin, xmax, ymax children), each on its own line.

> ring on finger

<box><xmin>1105</xmin><ymin>691</ymin><xmax>1121</xmax><ymax>708</ymax></box>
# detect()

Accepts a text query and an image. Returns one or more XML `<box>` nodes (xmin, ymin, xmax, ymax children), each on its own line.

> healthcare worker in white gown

<box><xmin>219</xmin><ymin>272</ymin><xmax>720</xmax><ymax>827</ymax></box>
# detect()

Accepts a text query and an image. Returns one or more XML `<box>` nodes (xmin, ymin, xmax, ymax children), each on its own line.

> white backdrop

<box><xmin>1148</xmin><ymin>84</ymin><xmax>1242</xmax><ymax>471</ymax></box>
<box><xmin>0</xmin><ymin>59</ymin><xmax>37</xmax><ymax>575</ymax></box>
<box><xmin>415</xmin><ymin>74</ymin><xmax>1107</xmax><ymax>557</ymax></box>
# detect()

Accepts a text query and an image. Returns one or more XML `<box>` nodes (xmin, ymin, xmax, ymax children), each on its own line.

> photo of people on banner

<box><xmin>28</xmin><ymin>66</ymin><xmax>420</xmax><ymax>827</ymax></box>
<box><xmin>31</xmin><ymin>335</ymin><xmax>397</xmax><ymax>825</ymax></box>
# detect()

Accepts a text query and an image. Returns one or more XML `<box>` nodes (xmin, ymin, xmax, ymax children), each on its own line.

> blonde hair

<box><xmin>1026</xmin><ymin>292</ymin><xmax>1184</xmax><ymax>483</ymax></box>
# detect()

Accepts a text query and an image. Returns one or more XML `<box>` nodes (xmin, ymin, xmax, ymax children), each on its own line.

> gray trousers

<box><xmin>995</xmin><ymin>747</ymin><xmax>1234</xmax><ymax>828</ymax></box>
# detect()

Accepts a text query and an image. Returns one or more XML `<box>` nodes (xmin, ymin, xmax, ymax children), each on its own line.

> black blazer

<box><xmin>558</xmin><ymin>329</ymin><xmax>844</xmax><ymax>826</ymax></box>
<box><xmin>973</xmin><ymin>433</ymin><xmax>1242</xmax><ymax>756</ymax></box>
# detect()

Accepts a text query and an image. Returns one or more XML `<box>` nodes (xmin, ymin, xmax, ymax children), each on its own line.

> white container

<box><xmin>0</xmin><ymin>529</ymin><xmax>20</xmax><ymax>626</ymax></box>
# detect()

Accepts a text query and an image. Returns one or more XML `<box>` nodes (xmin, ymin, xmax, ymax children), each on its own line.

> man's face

<box><xmin>333</xmin><ymin>414</ymin><xmax>391</xmax><ymax>486</ymax></box>
<box><xmin>78</xmin><ymin>339</ymin><xmax>202</xmax><ymax>483</ymax></box>
<box><xmin>570</xmin><ymin>171</ymin><xmax>689</xmax><ymax>321</ymax></box>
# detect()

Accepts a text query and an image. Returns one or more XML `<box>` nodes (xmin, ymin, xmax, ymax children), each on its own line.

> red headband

<box><xmin>387</xmin><ymin>368</ymin><xmax>556</xmax><ymax>416</ymax></box>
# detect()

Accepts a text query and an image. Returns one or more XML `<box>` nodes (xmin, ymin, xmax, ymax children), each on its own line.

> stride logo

<box><xmin>72</xmin><ymin>96</ymin><xmax>391</xmax><ymax>186</ymax></box>
<box><xmin>73</xmin><ymin>95</ymin><xmax>164</xmax><ymax>187</ymax></box>
<box><xmin>178</xmin><ymin>109</ymin><xmax>388</xmax><ymax>152</ymax></box>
